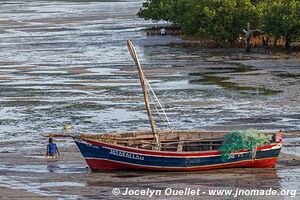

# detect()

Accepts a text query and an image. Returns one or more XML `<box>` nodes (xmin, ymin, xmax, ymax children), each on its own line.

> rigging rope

<box><xmin>143</xmin><ymin>76</ymin><xmax>173</xmax><ymax>130</ymax></box>
<box><xmin>148</xmin><ymin>90</ymin><xmax>171</xmax><ymax>129</ymax></box>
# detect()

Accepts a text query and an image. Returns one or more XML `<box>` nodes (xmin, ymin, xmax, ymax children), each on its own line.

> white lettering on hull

<box><xmin>108</xmin><ymin>148</ymin><xmax>145</xmax><ymax>160</ymax></box>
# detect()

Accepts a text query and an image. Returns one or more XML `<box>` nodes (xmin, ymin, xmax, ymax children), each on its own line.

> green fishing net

<box><xmin>219</xmin><ymin>129</ymin><xmax>272</xmax><ymax>161</ymax></box>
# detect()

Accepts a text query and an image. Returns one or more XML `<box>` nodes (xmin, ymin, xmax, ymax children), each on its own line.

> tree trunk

<box><xmin>285</xmin><ymin>35</ymin><xmax>291</xmax><ymax>50</ymax></box>
<box><xmin>262</xmin><ymin>36</ymin><xmax>269</xmax><ymax>47</ymax></box>
<box><xmin>245</xmin><ymin>37</ymin><xmax>251</xmax><ymax>52</ymax></box>
<box><xmin>274</xmin><ymin>37</ymin><xmax>278</xmax><ymax>48</ymax></box>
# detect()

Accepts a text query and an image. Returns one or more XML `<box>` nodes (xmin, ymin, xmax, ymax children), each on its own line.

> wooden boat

<box><xmin>73</xmin><ymin>40</ymin><xmax>282</xmax><ymax>171</ymax></box>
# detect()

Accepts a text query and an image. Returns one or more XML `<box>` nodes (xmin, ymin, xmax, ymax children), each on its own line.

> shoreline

<box><xmin>145</xmin><ymin>26</ymin><xmax>300</xmax><ymax>54</ymax></box>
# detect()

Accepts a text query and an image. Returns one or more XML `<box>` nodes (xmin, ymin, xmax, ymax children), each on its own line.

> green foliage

<box><xmin>263</xmin><ymin>0</ymin><xmax>300</xmax><ymax>48</ymax></box>
<box><xmin>137</xmin><ymin>0</ymin><xmax>173</xmax><ymax>21</ymax></box>
<box><xmin>138</xmin><ymin>0</ymin><xmax>260</xmax><ymax>43</ymax></box>
<box><xmin>138</xmin><ymin>0</ymin><xmax>300</xmax><ymax>48</ymax></box>
<box><xmin>219</xmin><ymin>129</ymin><xmax>272</xmax><ymax>161</ymax></box>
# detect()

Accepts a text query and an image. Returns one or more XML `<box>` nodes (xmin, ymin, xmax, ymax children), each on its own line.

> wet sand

<box><xmin>0</xmin><ymin>187</ymin><xmax>56</xmax><ymax>200</ymax></box>
<box><xmin>0</xmin><ymin>139</ymin><xmax>299</xmax><ymax>200</ymax></box>
<box><xmin>0</xmin><ymin>0</ymin><xmax>300</xmax><ymax>199</ymax></box>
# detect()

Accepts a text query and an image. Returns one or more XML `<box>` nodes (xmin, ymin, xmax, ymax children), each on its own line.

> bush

<box><xmin>138</xmin><ymin>0</ymin><xmax>300</xmax><ymax>49</ymax></box>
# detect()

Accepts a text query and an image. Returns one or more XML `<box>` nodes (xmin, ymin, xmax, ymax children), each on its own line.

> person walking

<box><xmin>46</xmin><ymin>138</ymin><xmax>60</xmax><ymax>158</ymax></box>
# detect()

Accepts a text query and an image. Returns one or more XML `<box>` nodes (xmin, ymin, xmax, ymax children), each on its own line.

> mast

<box><xmin>127</xmin><ymin>40</ymin><xmax>160</xmax><ymax>149</ymax></box>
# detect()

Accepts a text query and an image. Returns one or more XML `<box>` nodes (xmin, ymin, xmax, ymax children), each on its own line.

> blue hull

<box><xmin>75</xmin><ymin>139</ymin><xmax>281</xmax><ymax>171</ymax></box>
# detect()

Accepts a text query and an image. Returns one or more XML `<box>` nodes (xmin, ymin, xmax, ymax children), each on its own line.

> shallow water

<box><xmin>0</xmin><ymin>0</ymin><xmax>300</xmax><ymax>199</ymax></box>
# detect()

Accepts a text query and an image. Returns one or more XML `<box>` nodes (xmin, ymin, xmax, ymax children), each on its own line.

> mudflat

<box><xmin>0</xmin><ymin>0</ymin><xmax>299</xmax><ymax>199</ymax></box>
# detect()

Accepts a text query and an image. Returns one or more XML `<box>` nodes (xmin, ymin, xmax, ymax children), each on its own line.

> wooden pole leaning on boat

<box><xmin>127</xmin><ymin>40</ymin><xmax>160</xmax><ymax>150</ymax></box>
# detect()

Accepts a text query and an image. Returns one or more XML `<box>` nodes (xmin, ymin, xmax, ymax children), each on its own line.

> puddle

<box><xmin>0</xmin><ymin>164</ymin><xmax>88</xmax><ymax>174</ymax></box>
<box><xmin>39</xmin><ymin>182</ymin><xmax>85</xmax><ymax>188</ymax></box>
<box><xmin>152</xmin><ymin>80</ymin><xmax>220</xmax><ymax>90</ymax></box>
<box><xmin>94</xmin><ymin>108</ymin><xmax>146</xmax><ymax>123</ymax></box>
<box><xmin>0</xmin><ymin>175</ymin><xmax>85</xmax><ymax>200</ymax></box>
<box><xmin>27</xmin><ymin>71</ymin><xmax>69</xmax><ymax>75</ymax></box>
<box><xmin>0</xmin><ymin>146</ymin><xmax>17</xmax><ymax>153</ymax></box>
<box><xmin>282</xmin><ymin>137</ymin><xmax>300</xmax><ymax>157</ymax></box>
<box><xmin>84</xmin><ymin>67</ymin><xmax>120</xmax><ymax>75</ymax></box>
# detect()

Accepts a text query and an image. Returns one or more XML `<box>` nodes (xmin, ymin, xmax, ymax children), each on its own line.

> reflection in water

<box><xmin>47</xmin><ymin>163</ymin><xmax>59</xmax><ymax>173</ymax></box>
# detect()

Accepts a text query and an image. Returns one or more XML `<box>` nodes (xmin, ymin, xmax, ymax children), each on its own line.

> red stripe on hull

<box><xmin>85</xmin><ymin>157</ymin><xmax>278</xmax><ymax>172</ymax></box>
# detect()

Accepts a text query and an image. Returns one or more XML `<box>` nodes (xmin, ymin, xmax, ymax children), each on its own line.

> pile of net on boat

<box><xmin>219</xmin><ymin>129</ymin><xmax>272</xmax><ymax>161</ymax></box>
